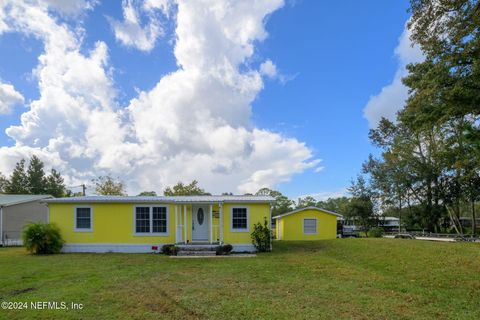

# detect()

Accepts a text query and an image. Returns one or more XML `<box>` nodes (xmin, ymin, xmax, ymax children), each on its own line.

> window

<box><xmin>231</xmin><ymin>207</ymin><xmax>248</xmax><ymax>231</ymax></box>
<box><xmin>152</xmin><ymin>207</ymin><xmax>167</xmax><ymax>233</ymax></box>
<box><xmin>75</xmin><ymin>207</ymin><xmax>92</xmax><ymax>231</ymax></box>
<box><xmin>303</xmin><ymin>218</ymin><xmax>317</xmax><ymax>234</ymax></box>
<box><xmin>135</xmin><ymin>206</ymin><xmax>168</xmax><ymax>235</ymax></box>
<box><xmin>135</xmin><ymin>207</ymin><xmax>150</xmax><ymax>233</ymax></box>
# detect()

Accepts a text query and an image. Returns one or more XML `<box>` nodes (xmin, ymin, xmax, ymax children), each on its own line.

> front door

<box><xmin>192</xmin><ymin>205</ymin><xmax>209</xmax><ymax>241</ymax></box>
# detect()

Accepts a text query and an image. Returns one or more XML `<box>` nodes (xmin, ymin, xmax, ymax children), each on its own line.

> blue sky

<box><xmin>0</xmin><ymin>0</ymin><xmax>415</xmax><ymax>198</ymax></box>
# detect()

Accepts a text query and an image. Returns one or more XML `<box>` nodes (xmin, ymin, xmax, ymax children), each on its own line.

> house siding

<box><xmin>277</xmin><ymin>209</ymin><xmax>337</xmax><ymax>240</ymax></box>
<box><xmin>49</xmin><ymin>203</ymin><xmax>176</xmax><ymax>245</ymax></box>
<box><xmin>49</xmin><ymin>202</ymin><xmax>270</xmax><ymax>251</ymax></box>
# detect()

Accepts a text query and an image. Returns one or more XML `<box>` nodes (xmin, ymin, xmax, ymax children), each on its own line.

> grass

<box><xmin>1</xmin><ymin>239</ymin><xmax>479</xmax><ymax>320</ymax></box>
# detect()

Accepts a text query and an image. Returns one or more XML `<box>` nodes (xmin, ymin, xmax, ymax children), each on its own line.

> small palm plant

<box><xmin>23</xmin><ymin>222</ymin><xmax>64</xmax><ymax>254</ymax></box>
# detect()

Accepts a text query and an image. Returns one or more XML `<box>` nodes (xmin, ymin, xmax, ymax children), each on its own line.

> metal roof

<box><xmin>0</xmin><ymin>194</ymin><xmax>52</xmax><ymax>207</ymax></box>
<box><xmin>44</xmin><ymin>195</ymin><xmax>274</xmax><ymax>204</ymax></box>
<box><xmin>272</xmin><ymin>206</ymin><xmax>343</xmax><ymax>219</ymax></box>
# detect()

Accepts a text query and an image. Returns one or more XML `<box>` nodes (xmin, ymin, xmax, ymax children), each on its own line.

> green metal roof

<box><xmin>0</xmin><ymin>194</ymin><xmax>52</xmax><ymax>207</ymax></box>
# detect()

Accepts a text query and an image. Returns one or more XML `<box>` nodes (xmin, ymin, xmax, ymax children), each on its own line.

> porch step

<box><xmin>176</xmin><ymin>245</ymin><xmax>219</xmax><ymax>251</ymax></box>
<box><xmin>177</xmin><ymin>250</ymin><xmax>217</xmax><ymax>256</ymax></box>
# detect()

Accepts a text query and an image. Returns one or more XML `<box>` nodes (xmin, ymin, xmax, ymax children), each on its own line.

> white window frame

<box><xmin>74</xmin><ymin>206</ymin><xmax>93</xmax><ymax>232</ymax></box>
<box><xmin>230</xmin><ymin>206</ymin><xmax>249</xmax><ymax>233</ymax></box>
<box><xmin>133</xmin><ymin>205</ymin><xmax>169</xmax><ymax>236</ymax></box>
<box><xmin>303</xmin><ymin>218</ymin><xmax>317</xmax><ymax>235</ymax></box>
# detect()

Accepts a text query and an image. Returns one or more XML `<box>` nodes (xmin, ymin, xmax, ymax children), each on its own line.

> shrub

<box><xmin>216</xmin><ymin>244</ymin><xmax>233</xmax><ymax>255</ymax></box>
<box><xmin>368</xmin><ymin>227</ymin><xmax>384</xmax><ymax>238</ymax></box>
<box><xmin>22</xmin><ymin>222</ymin><xmax>64</xmax><ymax>254</ymax></box>
<box><xmin>251</xmin><ymin>217</ymin><xmax>272</xmax><ymax>252</ymax></box>
<box><xmin>161</xmin><ymin>244</ymin><xmax>178</xmax><ymax>255</ymax></box>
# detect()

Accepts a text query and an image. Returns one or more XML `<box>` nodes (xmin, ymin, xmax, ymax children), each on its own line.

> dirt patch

<box><xmin>11</xmin><ymin>287</ymin><xmax>36</xmax><ymax>296</ymax></box>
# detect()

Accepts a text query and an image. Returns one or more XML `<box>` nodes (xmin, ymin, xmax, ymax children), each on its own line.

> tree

<box><xmin>404</xmin><ymin>0</ymin><xmax>480</xmax><ymax>233</ymax></box>
<box><xmin>137</xmin><ymin>191</ymin><xmax>157</xmax><ymax>196</ymax></box>
<box><xmin>0</xmin><ymin>172</ymin><xmax>8</xmax><ymax>193</ymax></box>
<box><xmin>296</xmin><ymin>196</ymin><xmax>317</xmax><ymax>208</ymax></box>
<box><xmin>345</xmin><ymin>196</ymin><xmax>375</xmax><ymax>233</ymax></box>
<box><xmin>93</xmin><ymin>176</ymin><xmax>126</xmax><ymax>196</ymax></box>
<box><xmin>163</xmin><ymin>180</ymin><xmax>209</xmax><ymax>196</ymax></box>
<box><xmin>346</xmin><ymin>176</ymin><xmax>377</xmax><ymax>232</ymax></box>
<box><xmin>5</xmin><ymin>159</ymin><xmax>28</xmax><ymax>194</ymax></box>
<box><xmin>45</xmin><ymin>169</ymin><xmax>67</xmax><ymax>197</ymax></box>
<box><xmin>316</xmin><ymin>197</ymin><xmax>351</xmax><ymax>214</ymax></box>
<box><xmin>255</xmin><ymin>188</ymin><xmax>294</xmax><ymax>217</ymax></box>
<box><xmin>26</xmin><ymin>155</ymin><xmax>46</xmax><ymax>194</ymax></box>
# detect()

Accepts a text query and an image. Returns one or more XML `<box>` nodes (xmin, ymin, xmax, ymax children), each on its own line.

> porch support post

<box><xmin>209</xmin><ymin>204</ymin><xmax>213</xmax><ymax>244</ymax></box>
<box><xmin>174</xmin><ymin>205</ymin><xmax>178</xmax><ymax>243</ymax></box>
<box><xmin>183</xmin><ymin>205</ymin><xmax>187</xmax><ymax>243</ymax></box>
<box><xmin>219</xmin><ymin>202</ymin><xmax>223</xmax><ymax>244</ymax></box>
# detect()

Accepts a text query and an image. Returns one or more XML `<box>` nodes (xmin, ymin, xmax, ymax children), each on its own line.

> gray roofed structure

<box><xmin>0</xmin><ymin>194</ymin><xmax>52</xmax><ymax>207</ymax></box>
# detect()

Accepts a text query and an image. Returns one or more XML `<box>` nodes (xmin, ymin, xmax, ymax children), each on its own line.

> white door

<box><xmin>192</xmin><ymin>205</ymin><xmax>209</xmax><ymax>241</ymax></box>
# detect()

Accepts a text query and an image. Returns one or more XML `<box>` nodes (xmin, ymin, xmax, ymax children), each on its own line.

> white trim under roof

<box><xmin>273</xmin><ymin>206</ymin><xmax>343</xmax><ymax>219</ymax></box>
<box><xmin>44</xmin><ymin>195</ymin><xmax>274</xmax><ymax>204</ymax></box>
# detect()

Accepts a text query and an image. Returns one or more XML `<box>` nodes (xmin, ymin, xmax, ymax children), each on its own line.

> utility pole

<box><xmin>82</xmin><ymin>184</ymin><xmax>86</xmax><ymax>196</ymax></box>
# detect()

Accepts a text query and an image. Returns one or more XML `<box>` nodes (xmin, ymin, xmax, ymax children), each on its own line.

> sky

<box><xmin>0</xmin><ymin>0</ymin><xmax>423</xmax><ymax>199</ymax></box>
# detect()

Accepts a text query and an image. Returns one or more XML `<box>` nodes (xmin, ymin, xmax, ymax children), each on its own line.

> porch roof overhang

<box><xmin>43</xmin><ymin>195</ymin><xmax>274</xmax><ymax>204</ymax></box>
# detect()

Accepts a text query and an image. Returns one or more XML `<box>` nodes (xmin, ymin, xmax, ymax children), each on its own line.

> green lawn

<box><xmin>1</xmin><ymin>239</ymin><xmax>479</xmax><ymax>320</ymax></box>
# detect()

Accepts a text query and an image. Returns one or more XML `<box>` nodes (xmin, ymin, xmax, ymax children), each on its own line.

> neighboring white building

<box><xmin>0</xmin><ymin>194</ymin><xmax>52</xmax><ymax>246</ymax></box>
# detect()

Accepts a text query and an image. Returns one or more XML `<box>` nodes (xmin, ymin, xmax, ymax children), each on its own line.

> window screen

<box><xmin>232</xmin><ymin>208</ymin><xmax>248</xmax><ymax>230</ymax></box>
<box><xmin>152</xmin><ymin>207</ymin><xmax>167</xmax><ymax>233</ymax></box>
<box><xmin>76</xmin><ymin>207</ymin><xmax>91</xmax><ymax>230</ymax></box>
<box><xmin>135</xmin><ymin>207</ymin><xmax>150</xmax><ymax>233</ymax></box>
<box><xmin>303</xmin><ymin>219</ymin><xmax>317</xmax><ymax>234</ymax></box>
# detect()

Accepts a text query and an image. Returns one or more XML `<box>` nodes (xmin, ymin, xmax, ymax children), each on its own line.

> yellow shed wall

<box><xmin>278</xmin><ymin>209</ymin><xmax>337</xmax><ymax>240</ymax></box>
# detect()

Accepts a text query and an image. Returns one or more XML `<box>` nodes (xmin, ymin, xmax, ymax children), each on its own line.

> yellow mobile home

<box><xmin>274</xmin><ymin>206</ymin><xmax>342</xmax><ymax>240</ymax></box>
<box><xmin>46</xmin><ymin>195</ymin><xmax>273</xmax><ymax>253</ymax></box>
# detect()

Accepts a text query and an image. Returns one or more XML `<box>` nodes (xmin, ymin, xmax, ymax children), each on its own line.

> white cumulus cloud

<box><xmin>109</xmin><ymin>0</ymin><xmax>168</xmax><ymax>52</ymax></box>
<box><xmin>0</xmin><ymin>82</ymin><xmax>24</xmax><ymax>114</ymax></box>
<box><xmin>0</xmin><ymin>0</ymin><xmax>319</xmax><ymax>195</ymax></box>
<box><xmin>363</xmin><ymin>24</ymin><xmax>423</xmax><ymax>128</ymax></box>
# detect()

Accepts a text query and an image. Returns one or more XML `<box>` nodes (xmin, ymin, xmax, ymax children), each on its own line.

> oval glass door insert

<box><xmin>197</xmin><ymin>208</ymin><xmax>204</xmax><ymax>225</ymax></box>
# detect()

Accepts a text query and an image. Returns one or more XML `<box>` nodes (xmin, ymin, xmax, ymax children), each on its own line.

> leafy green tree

<box><xmin>45</xmin><ymin>169</ymin><xmax>67</xmax><ymax>197</ymax></box>
<box><xmin>26</xmin><ymin>155</ymin><xmax>46</xmax><ymax>194</ymax></box>
<box><xmin>345</xmin><ymin>196</ymin><xmax>375</xmax><ymax>233</ymax></box>
<box><xmin>255</xmin><ymin>187</ymin><xmax>294</xmax><ymax>217</ymax></box>
<box><xmin>0</xmin><ymin>172</ymin><xmax>8</xmax><ymax>193</ymax></box>
<box><xmin>404</xmin><ymin>0</ymin><xmax>480</xmax><ymax>233</ymax></box>
<box><xmin>163</xmin><ymin>180</ymin><xmax>209</xmax><ymax>196</ymax></box>
<box><xmin>316</xmin><ymin>197</ymin><xmax>351</xmax><ymax>214</ymax></box>
<box><xmin>296</xmin><ymin>196</ymin><xmax>317</xmax><ymax>208</ymax></box>
<box><xmin>137</xmin><ymin>191</ymin><xmax>157</xmax><ymax>196</ymax></box>
<box><xmin>93</xmin><ymin>175</ymin><xmax>126</xmax><ymax>196</ymax></box>
<box><xmin>5</xmin><ymin>159</ymin><xmax>28</xmax><ymax>194</ymax></box>
<box><xmin>345</xmin><ymin>175</ymin><xmax>377</xmax><ymax>232</ymax></box>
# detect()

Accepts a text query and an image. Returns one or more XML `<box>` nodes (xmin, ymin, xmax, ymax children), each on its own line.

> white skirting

<box><xmin>62</xmin><ymin>243</ymin><xmax>163</xmax><ymax>253</ymax></box>
<box><xmin>62</xmin><ymin>243</ymin><xmax>257</xmax><ymax>253</ymax></box>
